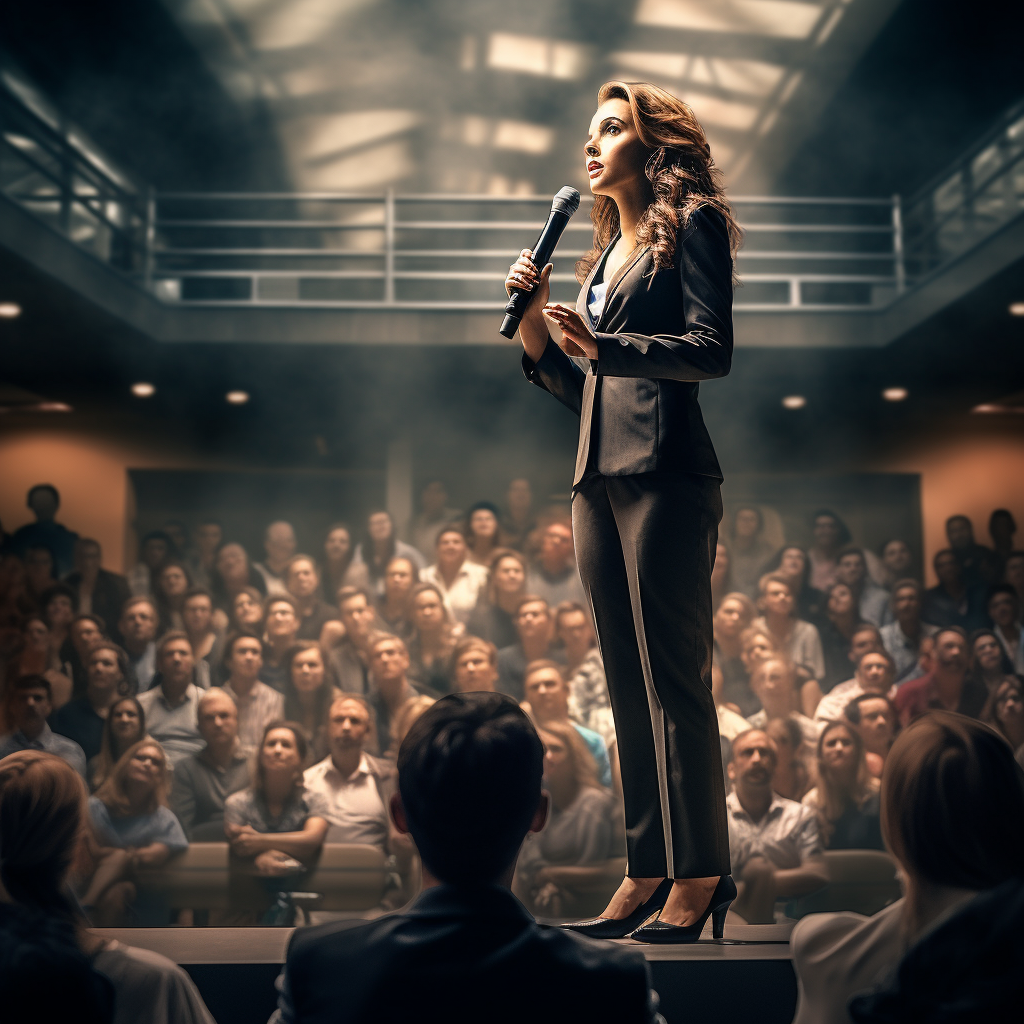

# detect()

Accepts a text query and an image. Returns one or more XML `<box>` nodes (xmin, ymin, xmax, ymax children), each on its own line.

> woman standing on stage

<box><xmin>506</xmin><ymin>82</ymin><xmax>741</xmax><ymax>941</ymax></box>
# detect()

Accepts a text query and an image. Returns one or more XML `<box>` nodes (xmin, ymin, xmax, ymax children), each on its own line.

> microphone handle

<box><xmin>499</xmin><ymin>210</ymin><xmax>572</xmax><ymax>339</ymax></box>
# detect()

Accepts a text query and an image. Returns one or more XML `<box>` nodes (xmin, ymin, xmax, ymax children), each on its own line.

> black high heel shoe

<box><xmin>561</xmin><ymin>878</ymin><xmax>674</xmax><ymax>939</ymax></box>
<box><xmin>629</xmin><ymin>875</ymin><xmax>737</xmax><ymax>944</ymax></box>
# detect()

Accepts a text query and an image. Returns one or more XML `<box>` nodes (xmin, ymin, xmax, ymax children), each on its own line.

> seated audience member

<box><xmin>253</xmin><ymin>521</ymin><xmax>298</xmax><ymax>598</ymax></box>
<box><xmin>187</xmin><ymin>519</ymin><xmax>222</xmax><ymax>590</ymax></box>
<box><xmin>421</xmin><ymin>526</ymin><xmax>488</xmax><ymax>625</ymax></box>
<box><xmin>753</xmin><ymin>573</ymin><xmax>825</xmax><ymax>700</ymax></box>
<box><xmin>878</xmin><ymin>538</ymin><xmax>915</xmax><ymax>591</ymax></box>
<box><xmin>322</xmin><ymin>522</ymin><xmax>370</xmax><ymax>600</ymax></box>
<box><xmin>27</xmin><ymin>548</ymin><xmax>61</xmax><ymax>611</ymax></box>
<box><xmin>922</xmin><ymin>549</ymin><xmax>989</xmax><ymax>631</ymax></box>
<box><xmin>284</xmin><ymin>642</ymin><xmax>342</xmax><ymax>760</ymax></box>
<box><xmin>946</xmin><ymin>513</ymin><xmax>998</xmax><ymax>588</ymax></box>
<box><xmin>367</xmin><ymin>632</ymin><xmax>437</xmax><ymax>757</ymax></box>
<box><xmin>523</xmin><ymin>660</ymin><xmax>611</xmax><ymax>788</ymax></box>
<box><xmin>728</xmin><ymin>506</ymin><xmax>777</xmax><ymax>598</ymax></box>
<box><xmin>171</xmin><ymin>688</ymin><xmax>250</xmax><ymax>839</ymax></box>
<box><xmin>1004</xmin><ymin>548</ymin><xmax>1024</xmax><ymax>607</ymax></box>
<box><xmin>10</xmin><ymin>484</ymin><xmax>79</xmax><ymax>577</ymax></box>
<box><xmin>406</xmin><ymin>582</ymin><xmax>463</xmax><ymax>693</ymax></box>
<box><xmin>989</xmin><ymin>508</ymin><xmax>1017</xmax><ymax>572</ymax></box>
<box><xmin>815</xmin><ymin>583</ymin><xmax>859</xmax><ymax>695</ymax></box>
<box><xmin>39</xmin><ymin>582</ymin><xmax>75</xmax><ymax>661</ymax></box>
<box><xmin>803</xmin><ymin>721</ymin><xmax>883</xmax><ymax>851</ymax></box>
<box><xmin>466</xmin><ymin>548</ymin><xmax>527</xmax><ymax>649</ymax></box>
<box><xmin>225</xmin><ymin>721</ymin><xmax>327</xmax><ymax>877</ymax></box>
<box><xmin>136</xmin><ymin>633</ymin><xmax>205</xmax><ymax>766</ymax></box>
<box><xmin>127</xmin><ymin>531</ymin><xmax>173</xmax><ymax>598</ymax></box>
<box><xmin>284</xmin><ymin>555</ymin><xmax>339</xmax><ymax>642</ymax></box>
<box><xmin>90</xmin><ymin>696</ymin><xmax>146</xmax><ymax>791</ymax></box>
<box><xmin>302</xmin><ymin>695</ymin><xmax>393</xmax><ymax>854</ymax></box>
<box><xmin>497</xmin><ymin>595</ymin><xmax>561</xmax><ymax>702</ymax></box>
<box><xmin>410</xmin><ymin>481</ymin><xmax>463</xmax><ymax>559</ymax></box>
<box><xmin>327</xmin><ymin>585</ymin><xmax>382</xmax><ymax>693</ymax></box>
<box><xmin>968</xmin><ymin>627</ymin><xmax>1018</xmax><ymax>698</ymax></box>
<box><xmin>726</xmin><ymin>729</ymin><xmax>828</xmax><ymax>924</ymax></box>
<box><xmin>353</xmin><ymin>510</ymin><xmax>426</xmax><ymax>596</ymax></box>
<box><xmin>51</xmin><ymin>642</ymin><xmax>132</xmax><ymax>762</ymax></box>
<box><xmin>731</xmin><ymin>625</ymin><xmax>777</xmax><ymax>716</ymax></box>
<box><xmin>0</xmin><ymin>674</ymin><xmax>87</xmax><ymax>777</ymax></box>
<box><xmin>515</xmin><ymin>719</ymin><xmax>623</xmax><ymax>918</ymax></box>
<box><xmin>181</xmin><ymin>588</ymin><xmax>223</xmax><ymax>688</ymax></box>
<box><xmin>808</xmin><ymin>509</ymin><xmax>852</xmax><ymax>591</ymax></box>
<box><xmin>210</xmin><ymin>541</ymin><xmax>267</xmax><ymax>615</ymax></box>
<box><xmin>557</xmin><ymin>600</ymin><xmax>615</xmax><ymax>747</ymax></box>
<box><xmin>230</xmin><ymin>585</ymin><xmax>266</xmax><ymax>635</ymax></box>
<box><xmin>376</xmin><ymin>556</ymin><xmax>418</xmax><ymax>638</ymax></box>
<box><xmin>713</xmin><ymin>592</ymin><xmax>758</xmax><ymax>714</ymax></box>
<box><xmin>450</xmin><ymin>637</ymin><xmax>500</xmax><ymax>693</ymax></box>
<box><xmin>465</xmin><ymin>501</ymin><xmax>503</xmax><ymax>567</ymax></box>
<box><xmin>3</xmin><ymin>616</ymin><xmax>74</xmax><ymax>710</ymax></box>
<box><xmin>526</xmin><ymin>521</ymin><xmax>587</xmax><ymax>610</ymax></box>
<box><xmin>0</xmin><ymin>751</ymin><xmax>215</xmax><ymax>1024</ymax></box>
<box><xmin>765</xmin><ymin>717</ymin><xmax>811</xmax><ymax>801</ymax></box>
<box><xmin>261</xmin><ymin>595</ymin><xmax>302</xmax><ymax>691</ymax></box>
<box><xmin>711</xmin><ymin>539</ymin><xmax>732</xmax><ymax>611</ymax></box>
<box><xmin>62</xmin><ymin>611</ymin><xmax>105</xmax><ymax>699</ymax></box>
<box><xmin>815</xmin><ymin>649</ymin><xmax>896</xmax><ymax>724</ymax></box>
<box><xmin>895</xmin><ymin>626</ymin><xmax>987</xmax><ymax>726</ymax></box>
<box><xmin>712</xmin><ymin>664</ymin><xmax>757</xmax><ymax>741</ymax></box>
<box><xmin>880</xmin><ymin>579</ymin><xmax>938</xmax><ymax>683</ymax></box>
<box><xmin>793</xmin><ymin>713</ymin><xmax>1024</xmax><ymax>1024</ymax></box>
<box><xmin>118</xmin><ymin>598</ymin><xmax>160</xmax><ymax>692</ymax></box>
<box><xmin>277</xmin><ymin>692</ymin><xmax>658</xmax><ymax>1024</ymax></box>
<box><xmin>388</xmin><ymin>695</ymin><xmax>437</xmax><ymax>758</ymax></box>
<box><xmin>221</xmin><ymin>632</ymin><xmax>285</xmax><ymax>756</ymax></box>
<box><xmin>64</xmin><ymin>538</ymin><xmax>131</xmax><ymax>638</ymax></box>
<box><xmin>746</xmin><ymin>658</ymin><xmax>822</xmax><ymax>749</ymax></box>
<box><xmin>834</xmin><ymin>547</ymin><xmax>892</xmax><ymax>629</ymax></box>
<box><xmin>988</xmin><ymin>583</ymin><xmax>1024</xmax><ymax>673</ymax></box>
<box><xmin>501</xmin><ymin>477</ymin><xmax>537</xmax><ymax>550</ymax></box>
<box><xmin>153</xmin><ymin>561</ymin><xmax>192</xmax><ymax>634</ymax></box>
<box><xmin>981</xmin><ymin>676</ymin><xmax>1024</xmax><ymax>764</ymax></box>
<box><xmin>844</xmin><ymin>692</ymin><xmax>898</xmax><ymax>778</ymax></box>
<box><xmin>86</xmin><ymin>739</ymin><xmax>188</xmax><ymax>924</ymax></box>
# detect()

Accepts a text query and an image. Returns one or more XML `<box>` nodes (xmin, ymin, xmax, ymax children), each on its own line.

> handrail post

<box><xmin>891</xmin><ymin>193</ymin><xmax>906</xmax><ymax>295</ymax></box>
<box><xmin>143</xmin><ymin>186</ymin><xmax>156</xmax><ymax>292</ymax></box>
<box><xmin>384</xmin><ymin>188</ymin><xmax>395</xmax><ymax>304</ymax></box>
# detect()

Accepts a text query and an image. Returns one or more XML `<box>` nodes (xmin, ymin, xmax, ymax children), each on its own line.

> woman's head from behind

<box><xmin>882</xmin><ymin>711</ymin><xmax>1024</xmax><ymax>891</ymax></box>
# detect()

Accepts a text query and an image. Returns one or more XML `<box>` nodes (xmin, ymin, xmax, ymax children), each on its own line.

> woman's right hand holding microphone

<box><xmin>505</xmin><ymin>248</ymin><xmax>552</xmax><ymax>362</ymax></box>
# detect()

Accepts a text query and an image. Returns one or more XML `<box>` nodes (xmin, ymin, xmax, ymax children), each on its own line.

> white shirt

<box><xmin>421</xmin><ymin>561</ymin><xmax>489</xmax><ymax>625</ymax></box>
<box><xmin>302</xmin><ymin>753</ymin><xmax>388</xmax><ymax>850</ymax></box>
<box><xmin>752</xmin><ymin>616</ymin><xmax>825</xmax><ymax>681</ymax></box>
<box><xmin>727</xmin><ymin>790</ymin><xmax>823</xmax><ymax>875</ymax></box>
<box><xmin>815</xmin><ymin>679</ymin><xmax>896</xmax><ymax>724</ymax></box>
<box><xmin>746</xmin><ymin>709</ymin><xmax>823</xmax><ymax>749</ymax></box>
<box><xmin>222</xmin><ymin>680</ymin><xmax>285</xmax><ymax>757</ymax></box>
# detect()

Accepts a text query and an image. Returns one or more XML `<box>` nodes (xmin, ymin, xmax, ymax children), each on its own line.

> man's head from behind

<box><xmin>395</xmin><ymin>692</ymin><xmax>545</xmax><ymax>885</ymax></box>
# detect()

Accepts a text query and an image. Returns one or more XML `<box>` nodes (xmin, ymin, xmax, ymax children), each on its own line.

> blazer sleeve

<box><xmin>522</xmin><ymin>337</ymin><xmax>587</xmax><ymax>417</ymax></box>
<box><xmin>593</xmin><ymin>207</ymin><xmax>733</xmax><ymax>382</ymax></box>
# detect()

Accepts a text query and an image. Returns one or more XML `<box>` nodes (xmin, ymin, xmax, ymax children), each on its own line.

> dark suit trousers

<box><xmin>572</xmin><ymin>471</ymin><xmax>730</xmax><ymax>878</ymax></box>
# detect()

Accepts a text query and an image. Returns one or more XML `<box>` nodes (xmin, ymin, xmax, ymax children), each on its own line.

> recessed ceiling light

<box><xmin>1009</xmin><ymin>302</ymin><xmax>1024</xmax><ymax>316</ymax></box>
<box><xmin>0</xmin><ymin>302</ymin><xmax>22</xmax><ymax>318</ymax></box>
<box><xmin>131</xmin><ymin>382</ymin><xmax>156</xmax><ymax>398</ymax></box>
<box><xmin>882</xmin><ymin>387</ymin><xmax>908</xmax><ymax>402</ymax></box>
<box><xmin>35</xmin><ymin>402</ymin><xmax>73</xmax><ymax>413</ymax></box>
<box><xmin>782</xmin><ymin>395</ymin><xmax>806</xmax><ymax>409</ymax></box>
<box><xmin>226</xmin><ymin>390</ymin><xmax>250</xmax><ymax>405</ymax></box>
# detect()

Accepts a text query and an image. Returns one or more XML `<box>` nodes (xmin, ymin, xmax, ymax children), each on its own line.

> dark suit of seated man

<box><xmin>272</xmin><ymin>691</ymin><xmax>661</xmax><ymax>1024</ymax></box>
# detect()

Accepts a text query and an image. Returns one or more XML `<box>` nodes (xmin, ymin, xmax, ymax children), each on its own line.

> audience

<box><xmin>260</xmin><ymin>595</ymin><xmax>303</xmax><ymax>690</ymax></box>
<box><xmin>327</xmin><ymin>585</ymin><xmax>381</xmax><ymax>693</ymax></box>
<box><xmin>895</xmin><ymin>626</ymin><xmax>988</xmax><ymax>725</ymax></box>
<box><xmin>713</xmin><ymin>592</ymin><xmax>758</xmax><ymax>714</ymax></box>
<box><xmin>3</xmin><ymin>615</ymin><xmax>74</xmax><ymax>710</ymax></box>
<box><xmin>181</xmin><ymin>588</ymin><xmax>223</xmax><ymax>687</ymax></box>
<box><xmin>729</xmin><ymin>624</ymin><xmax>776</xmax><ymax>716</ymax></box>
<box><xmin>753</xmin><ymin>573</ymin><xmax>825</xmax><ymax>685</ymax></box>
<box><xmin>923</xmin><ymin>549</ymin><xmax>989</xmax><ymax>630</ymax></box>
<box><xmin>353</xmin><ymin>510</ymin><xmax>425</xmax><ymax>595</ymax></box>
<box><xmin>793</xmin><ymin>713</ymin><xmax>1024</xmax><ymax>1023</ymax></box>
<box><xmin>464</xmin><ymin>501</ymin><xmax>503</xmax><ymax>566</ymax></box>
<box><xmin>764</xmin><ymin>545</ymin><xmax>824</xmax><ymax>621</ymax></box>
<box><xmin>9</xmin><ymin>484</ymin><xmax>79</xmax><ymax>577</ymax></box>
<box><xmin>136</xmin><ymin>633</ymin><xmax>205</xmax><ymax>766</ymax></box>
<box><xmin>968</xmin><ymin>627</ymin><xmax>1018</xmax><ymax>698</ymax></box>
<box><xmin>844</xmin><ymin>692</ymin><xmax>899</xmax><ymax>777</ymax></box>
<box><xmin>497</xmin><ymin>595</ymin><xmax>561</xmax><ymax>702</ymax></box>
<box><xmin>711</xmin><ymin>539</ymin><xmax>733</xmax><ymax>610</ymax></box>
<box><xmin>808</xmin><ymin>510</ymin><xmax>852</xmax><ymax>591</ymax></box>
<box><xmin>321</xmin><ymin>522</ymin><xmax>370</xmax><ymax>599</ymax></box>
<box><xmin>406</xmin><ymin>582</ymin><xmax>463</xmax><ymax>693</ymax></box>
<box><xmin>376</xmin><ymin>556</ymin><xmax>418</xmax><ymax>638</ymax></box>
<box><xmin>815</xmin><ymin>582</ymin><xmax>861</xmax><ymax>693</ymax></box>
<box><xmin>989</xmin><ymin>508</ymin><xmax>1017</xmax><ymax>570</ymax></box>
<box><xmin>746</xmin><ymin>658</ymin><xmax>822</xmax><ymax>748</ymax></box>
<box><xmin>450</xmin><ymin>637</ymin><xmax>500</xmax><ymax>692</ymax></box>
<box><xmin>1004</xmin><ymin>550</ymin><xmax>1024</xmax><ymax>609</ymax></box>
<box><xmin>815</xmin><ymin>649</ymin><xmax>896</xmax><ymax>724</ymax></box>
<box><xmin>556</xmin><ymin>600</ymin><xmax>614</xmax><ymax>747</ymax></box>
<box><xmin>367</xmin><ymin>633</ymin><xmax>436</xmax><ymax>757</ymax></box>
<box><xmin>729</xmin><ymin>506</ymin><xmax>777</xmax><ymax>597</ymax></box>
<box><xmin>409</xmin><ymin>481</ymin><xmax>462</xmax><ymax>557</ymax></box>
<box><xmin>945</xmin><ymin>513</ymin><xmax>998</xmax><ymax>587</ymax></box>
<box><xmin>764</xmin><ymin>717</ymin><xmax>811</xmax><ymax>801</ymax></box>
<box><xmin>981</xmin><ymin>676</ymin><xmax>1024</xmax><ymax>764</ymax></box>
<box><xmin>62</xmin><ymin>612</ymin><xmax>105</xmax><ymax>699</ymax></box>
<box><xmin>118</xmin><ymin>597</ymin><xmax>160</xmax><ymax>692</ymax></box>
<box><xmin>726</xmin><ymin>729</ymin><xmax>828</xmax><ymax>924</ymax></box>
<box><xmin>171</xmin><ymin>687</ymin><xmax>250</xmax><ymax>839</ymax></box>
<box><xmin>878</xmin><ymin>537</ymin><xmax>914</xmax><ymax>591</ymax></box>
<box><xmin>802</xmin><ymin>721</ymin><xmax>884</xmax><ymax>851</ymax></box>
<box><xmin>987</xmin><ymin>583</ymin><xmax>1024</xmax><ymax>672</ymax></box>
<box><xmin>90</xmin><ymin>696</ymin><xmax>146</xmax><ymax>791</ymax></box>
<box><xmin>465</xmin><ymin>547</ymin><xmax>528</xmax><ymax>648</ymax></box>
<box><xmin>64</xmin><ymin>538</ymin><xmax>131</xmax><ymax>636</ymax></box>
<box><xmin>525</xmin><ymin>521</ymin><xmax>587</xmax><ymax>609</ymax></box>
<box><xmin>153</xmin><ymin>561</ymin><xmax>192</xmax><ymax>634</ymax></box>
<box><xmin>879</xmin><ymin>579</ymin><xmax>937</xmax><ymax>682</ymax></box>
<box><xmin>834</xmin><ymin>547</ymin><xmax>892</xmax><ymax>628</ymax></box>
<box><xmin>253</xmin><ymin>521</ymin><xmax>298</xmax><ymax>597</ymax></box>
<box><xmin>421</xmin><ymin>526</ymin><xmax>488</xmax><ymax>625</ymax></box>
<box><xmin>501</xmin><ymin>477</ymin><xmax>537</xmax><ymax>550</ymax></box>
<box><xmin>284</xmin><ymin>555</ymin><xmax>339</xmax><ymax>642</ymax></box>
<box><xmin>230</xmin><ymin>585</ymin><xmax>266</xmax><ymax>635</ymax></box>
<box><xmin>0</xmin><ymin>673</ymin><xmax>87</xmax><ymax>777</ymax></box>
<box><xmin>221</xmin><ymin>632</ymin><xmax>285</xmax><ymax>756</ymax></box>
<box><xmin>283</xmin><ymin>641</ymin><xmax>342</xmax><ymax>759</ymax></box>
<box><xmin>128</xmin><ymin>531</ymin><xmax>174</xmax><ymax>599</ymax></box>
<box><xmin>187</xmin><ymin>518</ymin><xmax>222</xmax><ymax>590</ymax></box>
<box><xmin>210</xmin><ymin>542</ymin><xmax>266</xmax><ymax>614</ymax></box>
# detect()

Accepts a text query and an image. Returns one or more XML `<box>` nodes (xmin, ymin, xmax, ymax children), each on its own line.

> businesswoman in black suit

<box><xmin>506</xmin><ymin>81</ymin><xmax>741</xmax><ymax>941</ymax></box>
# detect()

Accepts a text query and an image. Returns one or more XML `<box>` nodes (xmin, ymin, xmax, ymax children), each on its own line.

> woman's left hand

<box><xmin>543</xmin><ymin>303</ymin><xmax>598</xmax><ymax>360</ymax></box>
<box><xmin>231</xmin><ymin>825</ymin><xmax>262</xmax><ymax>856</ymax></box>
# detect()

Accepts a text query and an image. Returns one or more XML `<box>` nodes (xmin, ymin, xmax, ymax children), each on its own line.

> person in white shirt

<box><xmin>745</xmin><ymin>658</ymin><xmax>823</xmax><ymax>750</ymax></box>
<box><xmin>880</xmin><ymin>580</ymin><xmax>939</xmax><ymax>682</ymax></box>
<box><xmin>252</xmin><ymin>521</ymin><xmax>297</xmax><ymax>598</ymax></box>
<box><xmin>220</xmin><ymin>632</ymin><xmax>284</xmax><ymax>757</ymax></box>
<box><xmin>815</xmin><ymin>650</ymin><xmax>896</xmax><ymax>725</ymax></box>
<box><xmin>136</xmin><ymin>634</ymin><xmax>204</xmax><ymax>766</ymax></box>
<box><xmin>421</xmin><ymin>527</ymin><xmax>488</xmax><ymax>625</ymax></box>
<box><xmin>752</xmin><ymin>573</ymin><xmax>825</xmax><ymax>682</ymax></box>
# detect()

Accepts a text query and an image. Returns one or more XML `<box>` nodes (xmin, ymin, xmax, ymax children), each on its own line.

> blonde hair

<box><xmin>93</xmin><ymin>738</ymin><xmax>171</xmax><ymax>818</ymax></box>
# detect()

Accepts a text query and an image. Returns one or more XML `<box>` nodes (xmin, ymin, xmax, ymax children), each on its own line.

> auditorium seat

<box><xmin>785</xmin><ymin>849</ymin><xmax>901</xmax><ymax>919</ymax></box>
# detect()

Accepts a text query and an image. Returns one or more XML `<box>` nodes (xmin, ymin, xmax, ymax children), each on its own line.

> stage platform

<box><xmin>97</xmin><ymin>922</ymin><xmax>798</xmax><ymax>1024</ymax></box>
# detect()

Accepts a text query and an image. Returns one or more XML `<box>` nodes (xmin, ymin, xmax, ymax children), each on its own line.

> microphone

<box><xmin>499</xmin><ymin>186</ymin><xmax>581</xmax><ymax>339</ymax></box>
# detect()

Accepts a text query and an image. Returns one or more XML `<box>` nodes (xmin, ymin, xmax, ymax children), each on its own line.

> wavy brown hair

<box><xmin>577</xmin><ymin>81</ymin><xmax>742</xmax><ymax>284</ymax></box>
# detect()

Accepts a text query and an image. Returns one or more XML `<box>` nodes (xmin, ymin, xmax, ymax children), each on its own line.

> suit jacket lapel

<box><xmin>599</xmin><ymin>243</ymin><xmax>650</xmax><ymax>326</ymax></box>
<box><xmin>575</xmin><ymin>233</ymin><xmax>620</xmax><ymax>320</ymax></box>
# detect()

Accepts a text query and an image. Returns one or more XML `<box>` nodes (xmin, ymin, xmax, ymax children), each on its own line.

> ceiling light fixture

<box><xmin>882</xmin><ymin>387</ymin><xmax>908</xmax><ymax>402</ymax></box>
<box><xmin>0</xmin><ymin>302</ymin><xmax>22</xmax><ymax>318</ymax></box>
<box><xmin>131</xmin><ymin>382</ymin><xmax>156</xmax><ymax>398</ymax></box>
<box><xmin>35</xmin><ymin>401</ymin><xmax>73</xmax><ymax>413</ymax></box>
<box><xmin>1010</xmin><ymin>302</ymin><xmax>1024</xmax><ymax>316</ymax></box>
<box><xmin>782</xmin><ymin>395</ymin><xmax>806</xmax><ymax>409</ymax></box>
<box><xmin>225</xmin><ymin>390</ymin><xmax>250</xmax><ymax>405</ymax></box>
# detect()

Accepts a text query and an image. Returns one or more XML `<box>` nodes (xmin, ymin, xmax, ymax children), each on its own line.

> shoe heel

<box><xmin>711</xmin><ymin>904</ymin><xmax>729</xmax><ymax>939</ymax></box>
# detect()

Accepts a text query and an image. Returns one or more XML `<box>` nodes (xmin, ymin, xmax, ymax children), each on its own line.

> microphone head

<box><xmin>550</xmin><ymin>186</ymin><xmax>581</xmax><ymax>217</ymax></box>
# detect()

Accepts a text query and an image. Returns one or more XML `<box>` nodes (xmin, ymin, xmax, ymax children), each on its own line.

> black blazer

<box><xmin>277</xmin><ymin>884</ymin><xmax>660</xmax><ymax>1024</ymax></box>
<box><xmin>523</xmin><ymin>206</ymin><xmax>733</xmax><ymax>486</ymax></box>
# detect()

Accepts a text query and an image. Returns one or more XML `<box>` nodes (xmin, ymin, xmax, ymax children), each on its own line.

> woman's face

<box><xmin>540</xmin><ymin>731</ymin><xmax>571</xmax><ymax>783</ymax></box>
<box><xmin>291</xmin><ymin>648</ymin><xmax>325</xmax><ymax>694</ymax></box>
<box><xmin>384</xmin><ymin>559</ymin><xmax>415</xmax><ymax>599</ymax></box>
<box><xmin>974</xmin><ymin>634</ymin><xmax>1005</xmax><ymax>673</ymax></box>
<box><xmin>261</xmin><ymin>727</ymin><xmax>301</xmax><ymax>774</ymax></box>
<box><xmin>159</xmin><ymin>565</ymin><xmax>189</xmax><ymax>598</ymax></box>
<box><xmin>325</xmin><ymin>528</ymin><xmax>351</xmax><ymax>561</ymax></box>
<box><xmin>493</xmin><ymin>556</ymin><xmax>525</xmax><ymax>594</ymax></box>
<box><xmin>127</xmin><ymin>745</ymin><xmax>164</xmax><ymax>788</ymax></box>
<box><xmin>413</xmin><ymin>590</ymin><xmax>445</xmax><ymax>631</ymax></box>
<box><xmin>712</xmin><ymin>542</ymin><xmax>729</xmax><ymax>579</ymax></box>
<box><xmin>821</xmin><ymin>728</ymin><xmax>857</xmax><ymax>774</ymax></box>
<box><xmin>584</xmin><ymin>97</ymin><xmax>649</xmax><ymax>197</ymax></box>
<box><xmin>24</xmin><ymin>618</ymin><xmax>49</xmax><ymax>651</ymax></box>
<box><xmin>469</xmin><ymin>510</ymin><xmax>498</xmax><ymax>541</ymax></box>
<box><xmin>111</xmin><ymin>701</ymin><xmax>142</xmax><ymax>744</ymax></box>
<box><xmin>234</xmin><ymin>591</ymin><xmax>262</xmax><ymax>626</ymax></box>
<box><xmin>740</xmin><ymin>633</ymin><xmax>774</xmax><ymax>672</ymax></box>
<box><xmin>45</xmin><ymin>594</ymin><xmax>75</xmax><ymax>628</ymax></box>
<box><xmin>780</xmin><ymin>548</ymin><xmax>805</xmax><ymax>578</ymax></box>
<box><xmin>761</xmin><ymin>581</ymin><xmax>794</xmax><ymax>618</ymax></box>
<box><xmin>713</xmin><ymin>597</ymin><xmax>748</xmax><ymax>639</ymax></box>
<box><xmin>217</xmin><ymin>544</ymin><xmax>248</xmax><ymax>582</ymax></box>
<box><xmin>828</xmin><ymin>583</ymin><xmax>855</xmax><ymax>617</ymax></box>
<box><xmin>734</xmin><ymin>509</ymin><xmax>760</xmax><ymax>539</ymax></box>
<box><xmin>368</xmin><ymin>513</ymin><xmax>393</xmax><ymax>543</ymax></box>
<box><xmin>88</xmin><ymin>648</ymin><xmax>122</xmax><ymax>692</ymax></box>
<box><xmin>996</xmin><ymin>684</ymin><xmax>1024</xmax><ymax>728</ymax></box>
